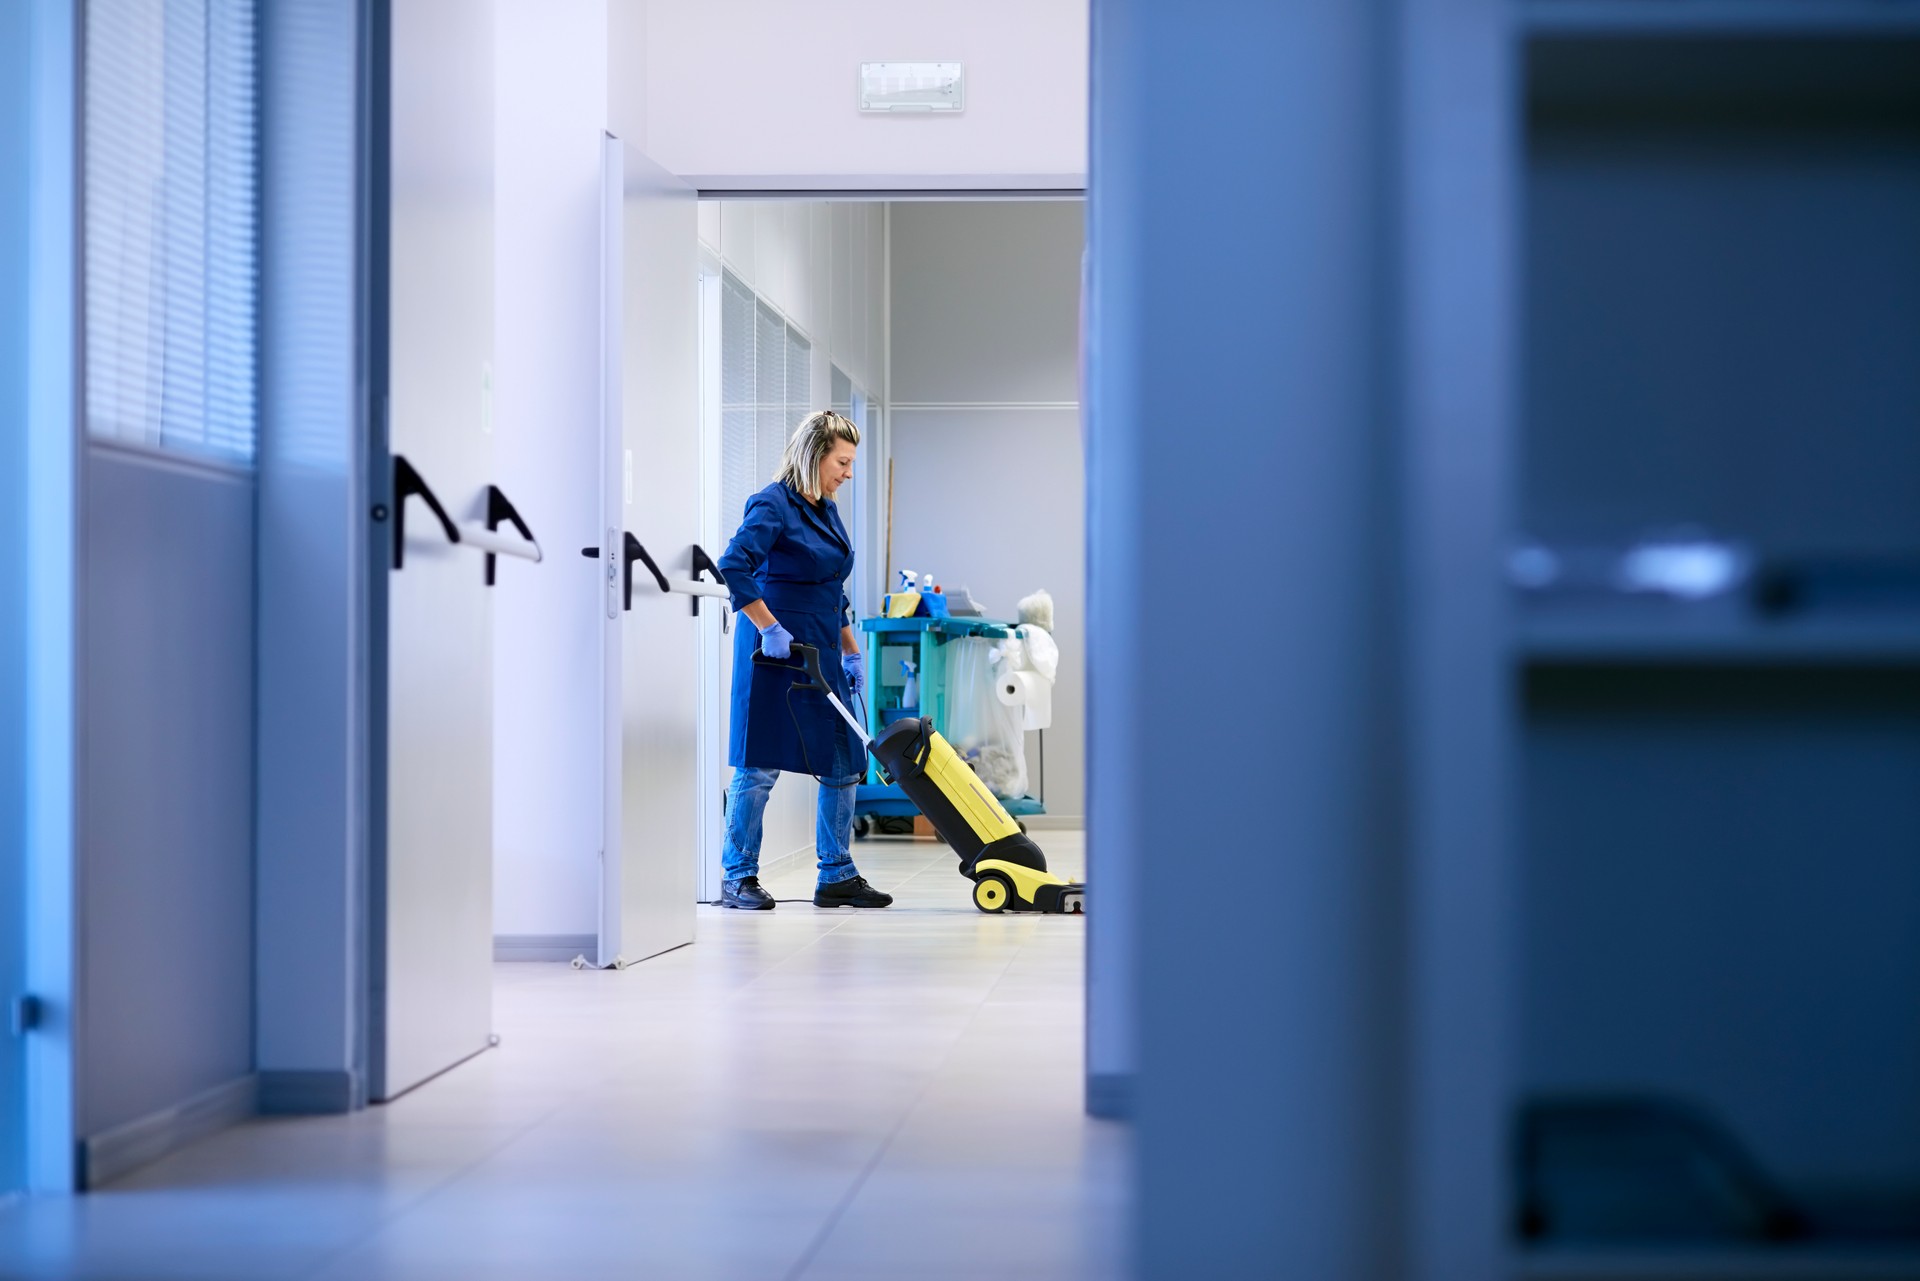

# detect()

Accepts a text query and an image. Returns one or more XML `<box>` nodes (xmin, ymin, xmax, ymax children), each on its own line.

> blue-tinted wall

<box><xmin>0</xmin><ymin>0</ymin><xmax>31</xmax><ymax>1201</ymax></box>
<box><xmin>1088</xmin><ymin>0</ymin><xmax>1516</xmax><ymax>1276</ymax></box>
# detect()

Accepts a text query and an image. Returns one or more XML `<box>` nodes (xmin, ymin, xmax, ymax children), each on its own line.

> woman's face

<box><xmin>820</xmin><ymin>440</ymin><xmax>857</xmax><ymax>498</ymax></box>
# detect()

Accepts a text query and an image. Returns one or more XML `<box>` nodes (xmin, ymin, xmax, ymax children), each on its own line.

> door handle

<box><xmin>580</xmin><ymin>535</ymin><xmax>720</xmax><ymax>614</ymax></box>
<box><xmin>580</xmin><ymin>540</ymin><xmax>614</xmax><ymax>618</ymax></box>
<box><xmin>465</xmin><ymin>484</ymin><xmax>543</xmax><ymax>585</ymax></box>
<box><xmin>647</xmin><ymin>542</ymin><xmax>730</xmax><ymax>613</ymax></box>
<box><xmin>391</xmin><ymin>454</ymin><xmax>459</xmax><ymax>571</ymax></box>
<box><xmin>578</xmin><ymin>533</ymin><xmax>668</xmax><ymax>612</ymax></box>
<box><xmin>687</xmin><ymin>544</ymin><xmax>727</xmax><ymax>617</ymax></box>
<box><xmin>624</xmin><ymin>533</ymin><xmax>670</xmax><ymax>610</ymax></box>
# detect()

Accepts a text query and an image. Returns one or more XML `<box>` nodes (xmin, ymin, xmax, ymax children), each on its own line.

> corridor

<box><xmin>0</xmin><ymin>837</ymin><xmax>1122</xmax><ymax>1281</ymax></box>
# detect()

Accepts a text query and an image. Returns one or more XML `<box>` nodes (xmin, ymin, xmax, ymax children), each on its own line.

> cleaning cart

<box><xmin>852</xmin><ymin>614</ymin><xmax>1047</xmax><ymax>837</ymax></box>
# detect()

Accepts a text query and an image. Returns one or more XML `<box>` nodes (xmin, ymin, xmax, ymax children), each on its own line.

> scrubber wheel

<box><xmin>973</xmin><ymin>873</ymin><xmax>1014</xmax><ymax>914</ymax></box>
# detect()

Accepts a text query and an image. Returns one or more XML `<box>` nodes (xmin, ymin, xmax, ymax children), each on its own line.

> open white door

<box><xmin>593</xmin><ymin>138</ymin><xmax>700</xmax><ymax>968</ymax></box>
<box><xmin>374</xmin><ymin>0</ymin><xmax>538</xmax><ymax>1098</ymax></box>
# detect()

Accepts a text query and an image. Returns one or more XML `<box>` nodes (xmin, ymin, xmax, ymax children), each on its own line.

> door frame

<box><xmin>689</xmin><ymin>193</ymin><xmax>913</xmax><ymax>901</ymax></box>
<box><xmin>10</xmin><ymin>0</ymin><xmax>81</xmax><ymax>1195</ymax></box>
<box><xmin>695</xmin><ymin>250</ymin><xmax>725</xmax><ymax>905</ymax></box>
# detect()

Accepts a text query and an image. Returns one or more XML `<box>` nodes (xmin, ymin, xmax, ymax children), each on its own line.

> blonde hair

<box><xmin>775</xmin><ymin>410</ymin><xmax>860</xmax><ymax>501</ymax></box>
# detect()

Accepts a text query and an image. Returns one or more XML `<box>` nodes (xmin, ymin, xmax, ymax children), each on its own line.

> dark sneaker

<box><xmin>813</xmin><ymin>875</ymin><xmax>893</xmax><ymax>909</ymax></box>
<box><xmin>721</xmin><ymin>877</ymin><xmax>775</xmax><ymax>910</ymax></box>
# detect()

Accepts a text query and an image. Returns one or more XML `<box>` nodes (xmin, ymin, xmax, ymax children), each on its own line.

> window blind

<box><xmin>720</xmin><ymin>271</ymin><xmax>757</xmax><ymax>529</ymax></box>
<box><xmin>784</xmin><ymin>325</ymin><xmax>811</xmax><ymax>456</ymax></box>
<box><xmin>85</xmin><ymin>0</ymin><xmax>258</xmax><ymax>462</ymax></box>
<box><xmin>754</xmin><ymin>299</ymin><xmax>788</xmax><ymax>486</ymax></box>
<box><xmin>720</xmin><ymin>272</ymin><xmax>818</xmax><ymax>533</ymax></box>
<box><xmin>829</xmin><ymin>366</ymin><xmax>862</xmax><ymax>613</ymax></box>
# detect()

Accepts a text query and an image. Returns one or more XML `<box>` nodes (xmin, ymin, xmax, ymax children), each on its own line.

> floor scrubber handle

<box><xmin>751</xmin><ymin>640</ymin><xmax>830</xmax><ymax>693</ymax></box>
<box><xmin>753</xmin><ymin>641</ymin><xmax>871</xmax><ymax>750</ymax></box>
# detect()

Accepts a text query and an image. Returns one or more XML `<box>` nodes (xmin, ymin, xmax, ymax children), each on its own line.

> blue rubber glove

<box><xmin>757</xmin><ymin>620</ymin><xmax>792</xmax><ymax>660</ymax></box>
<box><xmin>842</xmin><ymin>650</ymin><xmax>866</xmax><ymax>697</ymax></box>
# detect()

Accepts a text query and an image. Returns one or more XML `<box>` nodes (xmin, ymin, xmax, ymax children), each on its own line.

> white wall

<box><xmin>607</xmin><ymin>0</ymin><xmax>646</xmax><ymax>148</ymax></box>
<box><xmin>887</xmin><ymin>200</ymin><xmax>1085</xmax><ymax>818</ymax></box>
<box><xmin>704</xmin><ymin>199</ymin><xmax>887</xmax><ymax>871</ymax></box>
<box><xmin>491</xmin><ymin>0</ymin><xmax>609</xmax><ymax>945</ymax></box>
<box><xmin>636</xmin><ymin>1</ymin><xmax>1088</xmax><ymax>190</ymax></box>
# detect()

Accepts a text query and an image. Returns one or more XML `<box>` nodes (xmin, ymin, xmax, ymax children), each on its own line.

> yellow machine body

<box><xmin>867</xmin><ymin>711</ymin><xmax>1085</xmax><ymax>915</ymax></box>
<box><xmin>917</xmin><ymin>728</ymin><xmax>1024</xmax><ymax>845</ymax></box>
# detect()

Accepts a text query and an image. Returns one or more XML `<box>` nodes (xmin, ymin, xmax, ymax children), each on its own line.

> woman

<box><xmin>715</xmin><ymin>410</ymin><xmax>892</xmax><ymax>911</ymax></box>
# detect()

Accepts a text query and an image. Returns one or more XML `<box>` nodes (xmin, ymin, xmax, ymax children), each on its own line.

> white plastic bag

<box><xmin>943</xmin><ymin>637</ymin><xmax>1029</xmax><ymax>799</ymax></box>
<box><xmin>1017</xmin><ymin>624</ymin><xmax>1059</xmax><ymax>683</ymax></box>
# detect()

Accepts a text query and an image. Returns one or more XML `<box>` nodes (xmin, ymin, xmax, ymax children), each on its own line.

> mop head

<box><xmin>1017</xmin><ymin>589</ymin><xmax>1055</xmax><ymax>632</ymax></box>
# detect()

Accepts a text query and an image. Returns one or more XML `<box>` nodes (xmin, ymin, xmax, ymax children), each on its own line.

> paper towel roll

<box><xmin>996</xmin><ymin>670</ymin><xmax>1037</xmax><ymax>706</ymax></box>
<box><xmin>996</xmin><ymin>670</ymin><xmax>1054</xmax><ymax>731</ymax></box>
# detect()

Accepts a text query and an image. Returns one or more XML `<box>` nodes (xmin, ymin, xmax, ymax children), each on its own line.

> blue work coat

<box><xmin>719</xmin><ymin>481</ymin><xmax>858</xmax><ymax>774</ymax></box>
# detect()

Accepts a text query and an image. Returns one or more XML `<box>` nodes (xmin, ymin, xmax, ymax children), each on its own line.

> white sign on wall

<box><xmin>859</xmin><ymin>62</ymin><xmax>964</xmax><ymax>113</ymax></box>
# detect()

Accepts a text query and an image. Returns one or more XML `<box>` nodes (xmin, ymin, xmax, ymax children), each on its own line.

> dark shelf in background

<box><xmin>1518</xmin><ymin>612</ymin><xmax>1920</xmax><ymax>664</ymax></box>
<box><xmin>1523</xmin><ymin>0</ymin><xmax>1920</xmax><ymax>38</ymax></box>
<box><xmin>1508</xmin><ymin>0</ymin><xmax>1920</xmax><ymax>1261</ymax></box>
<box><xmin>1524</xmin><ymin>19</ymin><xmax>1920</xmax><ymax>123</ymax></box>
<box><xmin>1521</xmin><ymin>1246</ymin><xmax>1920</xmax><ymax>1281</ymax></box>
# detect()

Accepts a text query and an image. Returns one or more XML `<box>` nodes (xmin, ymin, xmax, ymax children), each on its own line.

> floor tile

<box><xmin>0</xmin><ymin>833</ymin><xmax>1129</xmax><ymax>1281</ymax></box>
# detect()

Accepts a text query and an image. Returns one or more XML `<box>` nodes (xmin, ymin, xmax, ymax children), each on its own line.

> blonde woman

<box><xmin>715</xmin><ymin>411</ymin><xmax>891</xmax><ymax>910</ymax></box>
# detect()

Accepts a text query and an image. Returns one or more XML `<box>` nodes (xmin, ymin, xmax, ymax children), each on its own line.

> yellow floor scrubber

<box><xmin>778</xmin><ymin>644</ymin><xmax>1084</xmax><ymax>914</ymax></box>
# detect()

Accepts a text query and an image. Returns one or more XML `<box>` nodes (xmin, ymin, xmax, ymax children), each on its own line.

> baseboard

<box><xmin>758</xmin><ymin>844</ymin><xmax>813</xmax><ymax>878</ymax></box>
<box><xmin>1023</xmin><ymin>814</ymin><xmax>1084</xmax><ymax>832</ymax></box>
<box><xmin>494</xmin><ymin>933</ymin><xmax>597</xmax><ymax>962</ymax></box>
<box><xmin>701</xmin><ymin>846</ymin><xmax>814</xmax><ymax>904</ymax></box>
<box><xmin>1086</xmin><ymin>1071</ymin><xmax>1133</xmax><ymax>1120</ymax></box>
<box><xmin>80</xmin><ymin>1074</ymin><xmax>257</xmax><ymax>1188</ymax></box>
<box><xmin>258</xmin><ymin>1069</ymin><xmax>358</xmax><ymax>1115</ymax></box>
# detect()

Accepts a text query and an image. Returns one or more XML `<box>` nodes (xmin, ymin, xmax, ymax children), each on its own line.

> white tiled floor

<box><xmin>0</xmin><ymin>833</ymin><xmax>1127</xmax><ymax>1280</ymax></box>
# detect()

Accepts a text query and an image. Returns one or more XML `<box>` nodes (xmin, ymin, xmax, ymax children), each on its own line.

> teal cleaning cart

<box><xmin>852</xmin><ymin>615</ymin><xmax>1046</xmax><ymax>835</ymax></box>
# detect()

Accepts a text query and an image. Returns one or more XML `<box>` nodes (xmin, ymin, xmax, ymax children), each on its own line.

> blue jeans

<box><xmin>721</xmin><ymin>729</ymin><xmax>863</xmax><ymax>886</ymax></box>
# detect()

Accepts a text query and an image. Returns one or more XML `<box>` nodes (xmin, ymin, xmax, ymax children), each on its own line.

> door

<box><xmin>594</xmin><ymin>138</ymin><xmax>700</xmax><ymax>968</ymax></box>
<box><xmin>372</xmin><ymin>0</ymin><xmax>500</xmax><ymax>1099</ymax></box>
